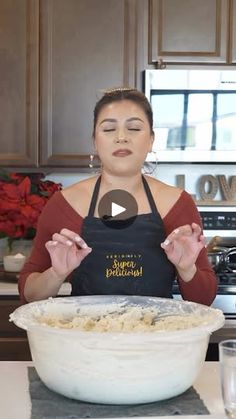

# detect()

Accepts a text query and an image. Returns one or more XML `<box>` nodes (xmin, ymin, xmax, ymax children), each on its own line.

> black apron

<box><xmin>71</xmin><ymin>176</ymin><xmax>175</xmax><ymax>297</ymax></box>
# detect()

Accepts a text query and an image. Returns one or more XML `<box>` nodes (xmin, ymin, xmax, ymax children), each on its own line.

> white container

<box><xmin>3</xmin><ymin>253</ymin><xmax>26</xmax><ymax>272</ymax></box>
<box><xmin>10</xmin><ymin>295</ymin><xmax>224</xmax><ymax>404</ymax></box>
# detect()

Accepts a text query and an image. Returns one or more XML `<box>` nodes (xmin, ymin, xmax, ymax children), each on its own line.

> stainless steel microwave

<box><xmin>144</xmin><ymin>69</ymin><xmax>236</xmax><ymax>163</ymax></box>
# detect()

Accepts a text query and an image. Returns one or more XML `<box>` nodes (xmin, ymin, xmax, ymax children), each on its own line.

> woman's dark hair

<box><xmin>93</xmin><ymin>87</ymin><xmax>153</xmax><ymax>136</ymax></box>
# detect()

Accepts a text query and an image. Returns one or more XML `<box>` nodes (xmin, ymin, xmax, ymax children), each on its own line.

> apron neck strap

<box><xmin>141</xmin><ymin>175</ymin><xmax>158</xmax><ymax>216</ymax></box>
<box><xmin>88</xmin><ymin>176</ymin><xmax>101</xmax><ymax>216</ymax></box>
<box><xmin>87</xmin><ymin>175</ymin><xmax>158</xmax><ymax>217</ymax></box>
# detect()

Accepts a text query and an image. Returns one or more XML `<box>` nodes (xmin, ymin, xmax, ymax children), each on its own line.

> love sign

<box><xmin>176</xmin><ymin>175</ymin><xmax>236</xmax><ymax>206</ymax></box>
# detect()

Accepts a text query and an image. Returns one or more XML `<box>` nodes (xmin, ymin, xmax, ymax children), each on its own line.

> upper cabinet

<box><xmin>231</xmin><ymin>0</ymin><xmax>236</xmax><ymax>63</ymax></box>
<box><xmin>39</xmin><ymin>0</ymin><xmax>137</xmax><ymax>167</ymax></box>
<box><xmin>0</xmin><ymin>0</ymin><xmax>138</xmax><ymax>168</ymax></box>
<box><xmin>1</xmin><ymin>0</ymin><xmax>236</xmax><ymax>168</ymax></box>
<box><xmin>149</xmin><ymin>0</ymin><xmax>234</xmax><ymax>64</ymax></box>
<box><xmin>0</xmin><ymin>0</ymin><xmax>39</xmax><ymax>167</ymax></box>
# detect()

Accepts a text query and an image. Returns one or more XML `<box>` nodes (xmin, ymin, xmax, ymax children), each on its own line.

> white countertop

<box><xmin>0</xmin><ymin>280</ymin><xmax>71</xmax><ymax>296</ymax></box>
<box><xmin>0</xmin><ymin>361</ymin><xmax>227</xmax><ymax>419</ymax></box>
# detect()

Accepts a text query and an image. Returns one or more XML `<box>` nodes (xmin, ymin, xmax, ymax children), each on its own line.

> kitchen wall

<box><xmin>46</xmin><ymin>163</ymin><xmax>236</xmax><ymax>205</ymax></box>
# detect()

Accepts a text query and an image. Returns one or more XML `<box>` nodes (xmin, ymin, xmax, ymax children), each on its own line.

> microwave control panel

<box><xmin>199</xmin><ymin>212</ymin><xmax>236</xmax><ymax>230</ymax></box>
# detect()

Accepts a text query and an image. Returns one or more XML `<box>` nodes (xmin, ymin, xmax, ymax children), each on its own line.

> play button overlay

<box><xmin>98</xmin><ymin>189</ymin><xmax>138</xmax><ymax>229</ymax></box>
<box><xmin>112</xmin><ymin>202</ymin><xmax>126</xmax><ymax>217</ymax></box>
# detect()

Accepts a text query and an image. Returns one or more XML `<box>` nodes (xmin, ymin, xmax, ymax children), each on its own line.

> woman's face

<box><xmin>94</xmin><ymin>99</ymin><xmax>154</xmax><ymax>176</ymax></box>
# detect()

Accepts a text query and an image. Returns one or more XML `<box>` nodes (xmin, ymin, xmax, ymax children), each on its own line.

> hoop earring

<box><xmin>142</xmin><ymin>151</ymin><xmax>158</xmax><ymax>175</ymax></box>
<box><xmin>88</xmin><ymin>154</ymin><xmax>102</xmax><ymax>174</ymax></box>
<box><xmin>89</xmin><ymin>154</ymin><xmax>94</xmax><ymax>169</ymax></box>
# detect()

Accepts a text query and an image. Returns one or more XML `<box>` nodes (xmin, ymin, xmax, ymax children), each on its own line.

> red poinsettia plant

<box><xmin>0</xmin><ymin>172</ymin><xmax>62</xmax><ymax>249</ymax></box>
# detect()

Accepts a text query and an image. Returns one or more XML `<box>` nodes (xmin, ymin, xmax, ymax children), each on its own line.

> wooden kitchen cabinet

<box><xmin>0</xmin><ymin>297</ymin><xmax>31</xmax><ymax>361</ymax></box>
<box><xmin>0</xmin><ymin>0</ymin><xmax>139</xmax><ymax>168</ymax></box>
<box><xmin>231</xmin><ymin>0</ymin><xmax>236</xmax><ymax>63</ymax></box>
<box><xmin>0</xmin><ymin>0</ymin><xmax>39</xmax><ymax>167</ymax></box>
<box><xmin>39</xmin><ymin>0</ymin><xmax>138</xmax><ymax>167</ymax></box>
<box><xmin>4</xmin><ymin>0</ymin><xmax>236</xmax><ymax>169</ymax></box>
<box><xmin>149</xmin><ymin>0</ymin><xmax>232</xmax><ymax>64</ymax></box>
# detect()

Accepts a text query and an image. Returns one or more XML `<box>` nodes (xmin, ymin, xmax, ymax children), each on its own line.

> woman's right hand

<box><xmin>45</xmin><ymin>228</ymin><xmax>92</xmax><ymax>280</ymax></box>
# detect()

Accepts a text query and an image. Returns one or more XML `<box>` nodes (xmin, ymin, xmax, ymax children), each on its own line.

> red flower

<box><xmin>0</xmin><ymin>172</ymin><xmax>61</xmax><ymax>240</ymax></box>
<box><xmin>38</xmin><ymin>180</ymin><xmax>61</xmax><ymax>197</ymax></box>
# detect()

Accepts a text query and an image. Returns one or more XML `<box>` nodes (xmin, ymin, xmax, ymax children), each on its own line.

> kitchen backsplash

<box><xmin>45</xmin><ymin>163</ymin><xmax>236</xmax><ymax>206</ymax></box>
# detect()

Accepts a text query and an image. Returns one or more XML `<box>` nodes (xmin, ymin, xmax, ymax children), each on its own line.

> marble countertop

<box><xmin>0</xmin><ymin>361</ymin><xmax>227</xmax><ymax>419</ymax></box>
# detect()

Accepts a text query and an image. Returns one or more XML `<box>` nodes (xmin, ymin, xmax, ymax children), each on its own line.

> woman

<box><xmin>19</xmin><ymin>88</ymin><xmax>217</xmax><ymax>305</ymax></box>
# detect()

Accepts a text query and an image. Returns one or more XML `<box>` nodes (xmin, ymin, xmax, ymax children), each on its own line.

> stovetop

<box><xmin>214</xmin><ymin>269</ymin><xmax>236</xmax><ymax>294</ymax></box>
<box><xmin>172</xmin><ymin>270</ymin><xmax>236</xmax><ymax>295</ymax></box>
<box><xmin>172</xmin><ymin>269</ymin><xmax>236</xmax><ymax>317</ymax></box>
<box><xmin>217</xmin><ymin>271</ymin><xmax>236</xmax><ymax>284</ymax></box>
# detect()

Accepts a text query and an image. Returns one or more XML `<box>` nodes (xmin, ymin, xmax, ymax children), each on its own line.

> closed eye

<box><xmin>103</xmin><ymin>128</ymin><xmax>116</xmax><ymax>132</ymax></box>
<box><xmin>128</xmin><ymin>128</ymin><xmax>141</xmax><ymax>131</ymax></box>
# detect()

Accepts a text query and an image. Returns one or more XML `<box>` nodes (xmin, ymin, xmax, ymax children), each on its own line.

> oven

<box><xmin>172</xmin><ymin>208</ymin><xmax>236</xmax><ymax>359</ymax></box>
<box><xmin>199</xmin><ymin>208</ymin><xmax>236</xmax><ymax>323</ymax></box>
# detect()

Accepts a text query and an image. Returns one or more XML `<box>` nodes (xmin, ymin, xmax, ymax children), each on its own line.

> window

<box><xmin>151</xmin><ymin>90</ymin><xmax>236</xmax><ymax>153</ymax></box>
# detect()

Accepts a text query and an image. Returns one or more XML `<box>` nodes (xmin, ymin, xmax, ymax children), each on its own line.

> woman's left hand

<box><xmin>160</xmin><ymin>223</ymin><xmax>205</xmax><ymax>281</ymax></box>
